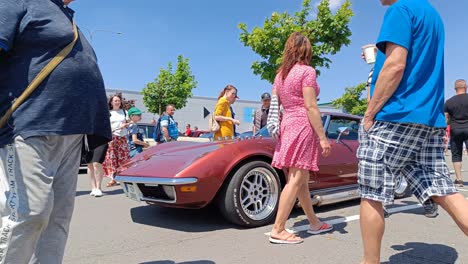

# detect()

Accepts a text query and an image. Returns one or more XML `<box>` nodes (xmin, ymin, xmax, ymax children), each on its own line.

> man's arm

<box><xmin>364</xmin><ymin>42</ymin><xmax>407</xmax><ymax>129</ymax></box>
<box><xmin>162</xmin><ymin>126</ymin><xmax>170</xmax><ymax>141</ymax></box>
<box><xmin>160</xmin><ymin>117</ymin><xmax>171</xmax><ymax>141</ymax></box>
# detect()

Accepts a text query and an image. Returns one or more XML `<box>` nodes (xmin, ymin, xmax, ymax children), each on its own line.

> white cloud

<box><xmin>329</xmin><ymin>0</ymin><xmax>345</xmax><ymax>11</ymax></box>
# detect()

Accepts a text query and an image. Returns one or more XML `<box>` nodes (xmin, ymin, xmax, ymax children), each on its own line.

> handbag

<box><xmin>0</xmin><ymin>20</ymin><xmax>79</xmax><ymax>128</ymax></box>
<box><xmin>209</xmin><ymin>112</ymin><xmax>220</xmax><ymax>133</ymax></box>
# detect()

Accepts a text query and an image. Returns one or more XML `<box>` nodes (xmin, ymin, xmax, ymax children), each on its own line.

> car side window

<box><xmin>326</xmin><ymin>118</ymin><xmax>359</xmax><ymax>140</ymax></box>
<box><xmin>256</xmin><ymin>126</ymin><xmax>271</xmax><ymax>137</ymax></box>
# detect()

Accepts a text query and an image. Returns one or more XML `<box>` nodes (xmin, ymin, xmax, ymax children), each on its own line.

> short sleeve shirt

<box><xmin>128</xmin><ymin>123</ymin><xmax>145</xmax><ymax>151</ymax></box>
<box><xmin>213</xmin><ymin>97</ymin><xmax>234</xmax><ymax>140</ymax></box>
<box><xmin>160</xmin><ymin>115</ymin><xmax>179</xmax><ymax>140</ymax></box>
<box><xmin>110</xmin><ymin>109</ymin><xmax>128</xmax><ymax>137</ymax></box>
<box><xmin>0</xmin><ymin>0</ymin><xmax>111</xmax><ymax>148</ymax></box>
<box><xmin>444</xmin><ymin>94</ymin><xmax>468</xmax><ymax>129</ymax></box>
<box><xmin>370</xmin><ymin>0</ymin><xmax>446</xmax><ymax>127</ymax></box>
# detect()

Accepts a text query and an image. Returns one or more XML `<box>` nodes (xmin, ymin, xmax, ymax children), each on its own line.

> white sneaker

<box><xmin>94</xmin><ymin>189</ymin><xmax>103</xmax><ymax>197</ymax></box>
<box><xmin>90</xmin><ymin>189</ymin><xmax>96</xmax><ymax>196</ymax></box>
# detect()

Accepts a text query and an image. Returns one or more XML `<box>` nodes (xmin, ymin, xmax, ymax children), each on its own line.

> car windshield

<box><xmin>253</xmin><ymin>115</ymin><xmax>328</xmax><ymax>138</ymax></box>
<box><xmin>254</xmin><ymin>126</ymin><xmax>271</xmax><ymax>137</ymax></box>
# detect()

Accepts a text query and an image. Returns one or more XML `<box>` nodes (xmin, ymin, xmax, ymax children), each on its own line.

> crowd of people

<box><xmin>0</xmin><ymin>0</ymin><xmax>467</xmax><ymax>263</ymax></box>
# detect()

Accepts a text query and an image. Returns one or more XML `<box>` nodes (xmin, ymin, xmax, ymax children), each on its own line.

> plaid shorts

<box><xmin>357</xmin><ymin>120</ymin><xmax>458</xmax><ymax>204</ymax></box>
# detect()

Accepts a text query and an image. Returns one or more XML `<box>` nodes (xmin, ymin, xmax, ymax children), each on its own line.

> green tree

<box><xmin>332</xmin><ymin>82</ymin><xmax>367</xmax><ymax>115</ymax></box>
<box><xmin>238</xmin><ymin>0</ymin><xmax>353</xmax><ymax>83</ymax></box>
<box><xmin>142</xmin><ymin>55</ymin><xmax>197</xmax><ymax>115</ymax></box>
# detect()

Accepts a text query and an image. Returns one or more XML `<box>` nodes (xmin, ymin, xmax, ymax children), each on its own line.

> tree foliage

<box><xmin>142</xmin><ymin>55</ymin><xmax>197</xmax><ymax>115</ymax></box>
<box><xmin>238</xmin><ymin>0</ymin><xmax>353</xmax><ymax>83</ymax></box>
<box><xmin>332</xmin><ymin>82</ymin><xmax>367</xmax><ymax>115</ymax></box>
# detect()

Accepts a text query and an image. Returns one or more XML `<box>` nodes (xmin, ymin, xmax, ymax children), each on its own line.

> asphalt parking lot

<box><xmin>65</xmin><ymin>155</ymin><xmax>468</xmax><ymax>264</ymax></box>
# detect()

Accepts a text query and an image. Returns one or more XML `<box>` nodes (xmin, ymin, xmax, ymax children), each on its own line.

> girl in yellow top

<box><xmin>214</xmin><ymin>85</ymin><xmax>240</xmax><ymax>140</ymax></box>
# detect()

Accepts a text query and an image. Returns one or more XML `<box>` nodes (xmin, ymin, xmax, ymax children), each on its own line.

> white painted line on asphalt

<box><xmin>449</xmin><ymin>169</ymin><xmax>467</xmax><ymax>174</ymax></box>
<box><xmin>458</xmin><ymin>188</ymin><xmax>468</xmax><ymax>192</ymax></box>
<box><xmin>264</xmin><ymin>197</ymin><xmax>468</xmax><ymax>236</ymax></box>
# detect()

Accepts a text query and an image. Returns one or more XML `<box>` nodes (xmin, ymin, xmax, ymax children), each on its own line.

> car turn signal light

<box><xmin>180</xmin><ymin>186</ymin><xmax>197</xmax><ymax>192</ymax></box>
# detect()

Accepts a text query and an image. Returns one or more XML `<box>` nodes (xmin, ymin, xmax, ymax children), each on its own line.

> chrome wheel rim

<box><xmin>239</xmin><ymin>167</ymin><xmax>279</xmax><ymax>221</ymax></box>
<box><xmin>395</xmin><ymin>175</ymin><xmax>408</xmax><ymax>195</ymax></box>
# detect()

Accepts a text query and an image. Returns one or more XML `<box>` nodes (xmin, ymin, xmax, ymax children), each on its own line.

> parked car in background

<box><xmin>191</xmin><ymin>130</ymin><xmax>210</xmax><ymax>138</ymax></box>
<box><xmin>116</xmin><ymin>112</ymin><xmax>410</xmax><ymax>227</ymax></box>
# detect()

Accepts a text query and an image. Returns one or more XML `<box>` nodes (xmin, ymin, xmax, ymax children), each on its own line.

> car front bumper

<box><xmin>115</xmin><ymin>176</ymin><xmax>198</xmax><ymax>204</ymax></box>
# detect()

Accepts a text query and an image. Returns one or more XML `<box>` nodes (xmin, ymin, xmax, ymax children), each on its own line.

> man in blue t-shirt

<box><xmin>0</xmin><ymin>0</ymin><xmax>111</xmax><ymax>263</ymax></box>
<box><xmin>358</xmin><ymin>0</ymin><xmax>468</xmax><ymax>263</ymax></box>
<box><xmin>160</xmin><ymin>104</ymin><xmax>179</xmax><ymax>142</ymax></box>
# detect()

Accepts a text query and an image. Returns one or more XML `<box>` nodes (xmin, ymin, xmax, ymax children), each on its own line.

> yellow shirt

<box><xmin>214</xmin><ymin>97</ymin><xmax>234</xmax><ymax>140</ymax></box>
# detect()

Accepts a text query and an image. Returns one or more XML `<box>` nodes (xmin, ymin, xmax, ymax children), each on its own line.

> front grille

<box><xmin>137</xmin><ymin>184</ymin><xmax>171</xmax><ymax>200</ymax></box>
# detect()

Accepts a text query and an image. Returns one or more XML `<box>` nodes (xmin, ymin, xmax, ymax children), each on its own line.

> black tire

<box><xmin>394</xmin><ymin>175</ymin><xmax>411</xmax><ymax>199</ymax></box>
<box><xmin>216</xmin><ymin>160</ymin><xmax>281</xmax><ymax>227</ymax></box>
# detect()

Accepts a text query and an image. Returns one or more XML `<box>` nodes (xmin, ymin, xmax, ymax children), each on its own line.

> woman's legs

<box><xmin>87</xmin><ymin>163</ymin><xmax>96</xmax><ymax>195</ymax></box>
<box><xmin>103</xmin><ymin>136</ymin><xmax>128</xmax><ymax>187</ymax></box>
<box><xmin>270</xmin><ymin>167</ymin><xmax>308</xmax><ymax>239</ymax></box>
<box><xmin>296</xmin><ymin>177</ymin><xmax>324</xmax><ymax>229</ymax></box>
<box><xmin>92</xmin><ymin>162</ymin><xmax>104</xmax><ymax>191</ymax></box>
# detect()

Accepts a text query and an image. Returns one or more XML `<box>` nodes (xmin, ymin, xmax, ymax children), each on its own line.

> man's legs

<box><xmin>360</xmin><ymin>199</ymin><xmax>385</xmax><ymax>264</ymax></box>
<box><xmin>0</xmin><ymin>135</ymin><xmax>82</xmax><ymax>264</ymax></box>
<box><xmin>453</xmin><ymin>162</ymin><xmax>463</xmax><ymax>184</ymax></box>
<box><xmin>450</xmin><ymin>129</ymin><xmax>464</xmax><ymax>186</ymax></box>
<box><xmin>433</xmin><ymin>193</ymin><xmax>468</xmax><ymax>236</ymax></box>
<box><xmin>0</xmin><ymin>137</ymin><xmax>55</xmax><ymax>264</ymax></box>
<box><xmin>29</xmin><ymin>135</ymin><xmax>82</xmax><ymax>264</ymax></box>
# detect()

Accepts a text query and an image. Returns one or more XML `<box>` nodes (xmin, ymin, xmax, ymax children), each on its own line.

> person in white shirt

<box><xmin>103</xmin><ymin>94</ymin><xmax>130</xmax><ymax>186</ymax></box>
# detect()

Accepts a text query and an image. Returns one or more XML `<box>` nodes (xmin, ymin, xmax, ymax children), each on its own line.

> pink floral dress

<box><xmin>271</xmin><ymin>64</ymin><xmax>321</xmax><ymax>171</ymax></box>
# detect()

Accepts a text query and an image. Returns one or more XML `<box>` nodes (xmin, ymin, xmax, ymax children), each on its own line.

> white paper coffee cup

<box><xmin>362</xmin><ymin>44</ymin><xmax>376</xmax><ymax>64</ymax></box>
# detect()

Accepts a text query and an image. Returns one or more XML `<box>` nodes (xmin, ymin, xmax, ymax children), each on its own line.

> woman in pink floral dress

<box><xmin>269</xmin><ymin>32</ymin><xmax>332</xmax><ymax>244</ymax></box>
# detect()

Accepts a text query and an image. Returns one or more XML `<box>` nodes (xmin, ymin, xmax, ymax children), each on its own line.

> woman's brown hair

<box><xmin>278</xmin><ymin>32</ymin><xmax>312</xmax><ymax>81</ymax></box>
<box><xmin>108</xmin><ymin>94</ymin><xmax>123</xmax><ymax>110</ymax></box>
<box><xmin>217</xmin><ymin>84</ymin><xmax>237</xmax><ymax>100</ymax></box>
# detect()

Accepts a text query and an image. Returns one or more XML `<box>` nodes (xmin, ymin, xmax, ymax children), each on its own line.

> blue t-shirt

<box><xmin>370</xmin><ymin>0</ymin><xmax>446</xmax><ymax>127</ymax></box>
<box><xmin>0</xmin><ymin>0</ymin><xmax>111</xmax><ymax>148</ymax></box>
<box><xmin>128</xmin><ymin>123</ymin><xmax>145</xmax><ymax>151</ymax></box>
<box><xmin>159</xmin><ymin>115</ymin><xmax>179</xmax><ymax>141</ymax></box>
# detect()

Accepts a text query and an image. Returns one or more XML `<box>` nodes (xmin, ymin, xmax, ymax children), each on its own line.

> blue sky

<box><xmin>73</xmin><ymin>0</ymin><xmax>467</xmax><ymax>103</ymax></box>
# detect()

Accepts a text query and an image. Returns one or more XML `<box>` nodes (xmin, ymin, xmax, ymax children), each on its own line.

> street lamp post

<box><xmin>84</xmin><ymin>29</ymin><xmax>123</xmax><ymax>42</ymax></box>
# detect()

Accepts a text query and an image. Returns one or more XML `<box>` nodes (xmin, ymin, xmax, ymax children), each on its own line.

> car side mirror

<box><xmin>336</xmin><ymin>127</ymin><xmax>350</xmax><ymax>143</ymax></box>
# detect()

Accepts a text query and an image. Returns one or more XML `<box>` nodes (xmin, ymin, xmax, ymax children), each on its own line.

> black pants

<box><xmin>450</xmin><ymin>127</ymin><xmax>468</xmax><ymax>162</ymax></box>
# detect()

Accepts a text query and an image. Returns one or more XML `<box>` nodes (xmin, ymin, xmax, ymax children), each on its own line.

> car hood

<box><xmin>118</xmin><ymin>140</ymin><xmax>234</xmax><ymax>178</ymax></box>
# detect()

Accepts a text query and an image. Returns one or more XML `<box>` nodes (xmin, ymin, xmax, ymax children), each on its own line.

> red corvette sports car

<box><xmin>116</xmin><ymin>112</ymin><xmax>410</xmax><ymax>227</ymax></box>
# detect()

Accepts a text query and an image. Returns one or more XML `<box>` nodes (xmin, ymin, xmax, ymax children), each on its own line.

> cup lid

<box><xmin>362</xmin><ymin>44</ymin><xmax>376</xmax><ymax>49</ymax></box>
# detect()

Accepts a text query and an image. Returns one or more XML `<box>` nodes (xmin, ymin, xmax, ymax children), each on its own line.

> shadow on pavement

<box><xmin>130</xmin><ymin>204</ymin><xmax>237</xmax><ymax>232</ymax></box>
<box><xmin>382</xmin><ymin>242</ymin><xmax>458</xmax><ymax>264</ymax></box>
<box><xmin>312</xmin><ymin>199</ymin><xmax>361</xmax><ymax>213</ymax></box>
<box><xmin>140</xmin><ymin>261</ymin><xmax>215</xmax><ymax>264</ymax></box>
<box><xmin>103</xmin><ymin>188</ymin><xmax>124</xmax><ymax>196</ymax></box>
<box><xmin>75</xmin><ymin>188</ymin><xmax>123</xmax><ymax>197</ymax></box>
<box><xmin>291</xmin><ymin>215</ymin><xmax>349</xmax><ymax>235</ymax></box>
<box><xmin>75</xmin><ymin>190</ymin><xmax>90</xmax><ymax>197</ymax></box>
